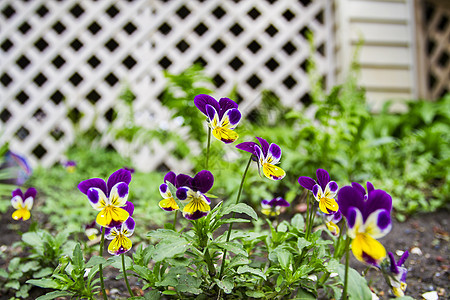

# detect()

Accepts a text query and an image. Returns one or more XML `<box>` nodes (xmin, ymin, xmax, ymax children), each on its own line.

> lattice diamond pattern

<box><xmin>0</xmin><ymin>0</ymin><xmax>334</xmax><ymax>171</ymax></box>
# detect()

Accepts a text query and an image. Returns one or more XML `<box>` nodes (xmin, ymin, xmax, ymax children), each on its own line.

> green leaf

<box><xmin>36</xmin><ymin>291</ymin><xmax>74</xmax><ymax>300</ymax></box>
<box><xmin>214</xmin><ymin>276</ymin><xmax>234</xmax><ymax>294</ymax></box>
<box><xmin>294</xmin><ymin>289</ymin><xmax>316</xmax><ymax>299</ymax></box>
<box><xmin>236</xmin><ymin>265</ymin><xmax>266</xmax><ymax>280</ymax></box>
<box><xmin>33</xmin><ymin>267</ymin><xmax>53</xmax><ymax>278</ymax></box>
<box><xmin>26</xmin><ymin>278</ymin><xmax>61</xmax><ymax>289</ymax></box>
<box><xmin>222</xmin><ymin>203</ymin><xmax>258</xmax><ymax>220</ymax></box>
<box><xmin>72</xmin><ymin>243</ymin><xmax>84</xmax><ymax>270</ymax></box>
<box><xmin>337</xmin><ymin>265</ymin><xmax>372</xmax><ymax>300</ymax></box>
<box><xmin>276</xmin><ymin>248</ymin><xmax>292</xmax><ymax>271</ymax></box>
<box><xmin>227</xmin><ymin>255</ymin><xmax>251</xmax><ymax>270</ymax></box>
<box><xmin>152</xmin><ymin>237</ymin><xmax>190</xmax><ymax>262</ymax></box>
<box><xmin>147</xmin><ymin>229</ymin><xmax>181</xmax><ymax>240</ymax></box>
<box><xmin>245</xmin><ymin>290</ymin><xmax>265</xmax><ymax>298</ymax></box>
<box><xmin>86</xmin><ymin>256</ymin><xmax>107</xmax><ymax>268</ymax></box>
<box><xmin>0</xmin><ymin>268</ymin><xmax>8</xmax><ymax>278</ymax></box>
<box><xmin>297</xmin><ymin>237</ymin><xmax>312</xmax><ymax>251</ymax></box>
<box><xmin>162</xmin><ymin>290</ymin><xmax>177</xmax><ymax>295</ymax></box>
<box><xmin>22</xmin><ymin>232</ymin><xmax>44</xmax><ymax>254</ymax></box>
<box><xmin>175</xmin><ymin>274</ymin><xmax>202</xmax><ymax>294</ymax></box>
<box><xmin>395</xmin><ymin>297</ymin><xmax>415</xmax><ymax>300</ymax></box>
<box><xmin>5</xmin><ymin>280</ymin><xmax>20</xmax><ymax>290</ymax></box>
<box><xmin>291</xmin><ymin>214</ymin><xmax>305</xmax><ymax>231</ymax></box>
<box><xmin>215</xmin><ymin>241</ymin><xmax>248</xmax><ymax>257</ymax></box>
<box><xmin>20</xmin><ymin>261</ymin><xmax>40</xmax><ymax>273</ymax></box>
<box><xmin>220</xmin><ymin>218</ymin><xmax>251</xmax><ymax>224</ymax></box>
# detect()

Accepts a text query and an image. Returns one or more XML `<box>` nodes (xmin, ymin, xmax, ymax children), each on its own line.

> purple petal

<box><xmin>363</xmin><ymin>190</ymin><xmax>392</xmax><ymax>221</ymax></box>
<box><xmin>316</xmin><ymin>169</ymin><xmax>330</xmax><ymax>191</ymax></box>
<box><xmin>272</xmin><ymin>197</ymin><xmax>290</xmax><ymax>207</ymax></box>
<box><xmin>362</xmin><ymin>252</ymin><xmax>380</xmax><ymax>268</ymax></box>
<box><xmin>268</xmin><ymin>143</ymin><xmax>281</xmax><ymax>162</ymax></box>
<box><xmin>337</xmin><ymin>186</ymin><xmax>364</xmax><ymax>219</ymax></box>
<box><xmin>123</xmin><ymin>201</ymin><xmax>134</xmax><ymax>216</ymax></box>
<box><xmin>298</xmin><ymin>176</ymin><xmax>316</xmax><ymax>191</ymax></box>
<box><xmin>255</xmin><ymin>137</ymin><xmax>269</xmax><ymax>156</ymax></box>
<box><xmin>398</xmin><ymin>251</ymin><xmax>409</xmax><ymax>267</ymax></box>
<box><xmin>78</xmin><ymin>178</ymin><xmax>107</xmax><ymax>196</ymax></box>
<box><xmin>107</xmin><ymin>169</ymin><xmax>131</xmax><ymax>195</ymax></box>
<box><xmin>116</xmin><ymin>182</ymin><xmax>129</xmax><ymax>198</ymax></box>
<box><xmin>176</xmin><ymin>187</ymin><xmax>189</xmax><ymax>200</ymax></box>
<box><xmin>124</xmin><ymin>217</ymin><xmax>135</xmax><ymax>231</ymax></box>
<box><xmin>176</xmin><ymin>174</ymin><xmax>192</xmax><ymax>189</ymax></box>
<box><xmin>351</xmin><ymin>182</ymin><xmax>366</xmax><ymax>197</ymax></box>
<box><xmin>12</xmin><ymin>188</ymin><xmax>23</xmax><ymax>199</ymax></box>
<box><xmin>192</xmin><ymin>170</ymin><xmax>214</xmax><ymax>193</ymax></box>
<box><xmin>218</xmin><ymin>97</ymin><xmax>238</xmax><ymax>119</ymax></box>
<box><xmin>388</xmin><ymin>252</ymin><xmax>399</xmax><ymax>273</ymax></box>
<box><xmin>312</xmin><ymin>184</ymin><xmax>320</xmax><ymax>199</ymax></box>
<box><xmin>224</xmin><ymin>108</ymin><xmax>241</xmax><ymax>126</ymax></box>
<box><xmin>184</xmin><ymin>210</ymin><xmax>208</xmax><ymax>220</ymax></box>
<box><xmin>206</xmin><ymin>104</ymin><xmax>218</xmax><ymax>122</ymax></box>
<box><xmin>332</xmin><ymin>210</ymin><xmax>342</xmax><ymax>223</ymax></box>
<box><xmin>24</xmin><ymin>187</ymin><xmax>37</xmax><ymax>199</ymax></box>
<box><xmin>159</xmin><ymin>183</ymin><xmax>168</xmax><ymax>194</ymax></box>
<box><xmin>194</xmin><ymin>94</ymin><xmax>219</xmax><ymax>116</ymax></box>
<box><xmin>87</xmin><ymin>189</ymin><xmax>100</xmax><ymax>205</ymax></box>
<box><xmin>376</xmin><ymin>209</ymin><xmax>391</xmax><ymax>230</ymax></box>
<box><xmin>164</xmin><ymin>171</ymin><xmax>176</xmax><ymax>185</ymax></box>
<box><xmin>104</xmin><ymin>226</ymin><xmax>112</xmax><ymax>236</ymax></box>
<box><xmin>347</xmin><ymin>207</ymin><xmax>358</xmax><ymax>229</ymax></box>
<box><xmin>366</xmin><ymin>182</ymin><xmax>375</xmax><ymax>193</ymax></box>
<box><xmin>328</xmin><ymin>181</ymin><xmax>338</xmax><ymax>193</ymax></box>
<box><xmin>261</xmin><ymin>199</ymin><xmax>270</xmax><ymax>206</ymax></box>
<box><xmin>236</xmin><ymin>142</ymin><xmax>257</xmax><ymax>155</ymax></box>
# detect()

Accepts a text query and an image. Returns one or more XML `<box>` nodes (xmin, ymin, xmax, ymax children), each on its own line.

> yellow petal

<box><xmin>12</xmin><ymin>208</ymin><xmax>30</xmax><ymax>221</ymax></box>
<box><xmin>159</xmin><ymin>198</ymin><xmax>179</xmax><ymax>211</ymax></box>
<box><xmin>326</xmin><ymin>221</ymin><xmax>340</xmax><ymax>236</ymax></box>
<box><xmin>319</xmin><ymin>197</ymin><xmax>338</xmax><ymax>214</ymax></box>
<box><xmin>351</xmin><ymin>233</ymin><xmax>386</xmax><ymax>265</ymax></box>
<box><xmin>212</xmin><ymin>127</ymin><xmax>238</xmax><ymax>144</ymax></box>
<box><xmin>183</xmin><ymin>198</ymin><xmax>210</xmax><ymax>215</ymax></box>
<box><xmin>262</xmin><ymin>163</ymin><xmax>286</xmax><ymax>180</ymax></box>
<box><xmin>96</xmin><ymin>206</ymin><xmax>129</xmax><ymax>227</ymax></box>
<box><xmin>108</xmin><ymin>235</ymin><xmax>132</xmax><ymax>255</ymax></box>
<box><xmin>261</xmin><ymin>208</ymin><xmax>277</xmax><ymax>216</ymax></box>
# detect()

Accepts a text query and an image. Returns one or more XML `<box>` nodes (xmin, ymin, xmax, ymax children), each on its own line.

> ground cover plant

<box><xmin>0</xmin><ymin>64</ymin><xmax>448</xmax><ymax>299</ymax></box>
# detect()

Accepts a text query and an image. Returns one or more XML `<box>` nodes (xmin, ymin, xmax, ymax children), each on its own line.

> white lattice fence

<box><xmin>0</xmin><ymin>0</ymin><xmax>334</xmax><ymax>171</ymax></box>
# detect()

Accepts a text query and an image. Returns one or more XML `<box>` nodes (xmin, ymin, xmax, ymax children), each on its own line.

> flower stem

<box><xmin>342</xmin><ymin>235</ymin><xmax>351</xmax><ymax>300</ymax></box>
<box><xmin>218</xmin><ymin>155</ymin><xmax>252</xmax><ymax>278</ymax></box>
<box><xmin>173</xmin><ymin>210</ymin><xmax>178</xmax><ymax>231</ymax></box>
<box><xmin>99</xmin><ymin>227</ymin><xmax>108</xmax><ymax>300</ymax></box>
<box><xmin>122</xmin><ymin>253</ymin><xmax>134</xmax><ymax>297</ymax></box>
<box><xmin>206</xmin><ymin>126</ymin><xmax>211</xmax><ymax>169</ymax></box>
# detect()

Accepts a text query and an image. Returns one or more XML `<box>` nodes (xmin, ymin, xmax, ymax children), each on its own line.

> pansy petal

<box><xmin>109</xmin><ymin>182</ymin><xmax>129</xmax><ymax>207</ymax></box>
<box><xmin>255</xmin><ymin>137</ymin><xmax>270</xmax><ymax>156</ymax></box>
<box><xmin>254</xmin><ymin>146</ymin><xmax>264</xmax><ymax>165</ymax></box>
<box><xmin>316</xmin><ymin>169</ymin><xmax>330</xmax><ymax>191</ymax></box>
<box><xmin>261</xmin><ymin>199</ymin><xmax>270</xmax><ymax>206</ymax></box>
<box><xmin>183</xmin><ymin>198</ymin><xmax>210</xmax><ymax>220</ymax></box>
<box><xmin>218</xmin><ymin>97</ymin><xmax>238</xmax><ymax>117</ymax></box>
<box><xmin>312</xmin><ymin>184</ymin><xmax>322</xmax><ymax>199</ymax></box>
<box><xmin>326</xmin><ymin>181</ymin><xmax>339</xmax><ymax>194</ymax></box>
<box><xmin>398</xmin><ymin>251</ymin><xmax>409</xmax><ymax>267</ymax></box>
<box><xmin>164</xmin><ymin>171</ymin><xmax>176</xmax><ymax>185</ymax></box>
<box><xmin>212</xmin><ymin>126</ymin><xmax>239</xmax><ymax>144</ymax></box>
<box><xmin>123</xmin><ymin>217</ymin><xmax>135</xmax><ymax>237</ymax></box>
<box><xmin>87</xmin><ymin>188</ymin><xmax>108</xmax><ymax>210</ymax></box>
<box><xmin>206</xmin><ymin>104</ymin><xmax>219</xmax><ymax>125</ymax></box>
<box><xmin>176</xmin><ymin>174</ymin><xmax>192</xmax><ymax>189</ymax></box>
<box><xmin>159</xmin><ymin>183</ymin><xmax>171</xmax><ymax>198</ymax></box>
<box><xmin>346</xmin><ymin>207</ymin><xmax>364</xmax><ymax>238</ymax></box>
<box><xmin>96</xmin><ymin>206</ymin><xmax>129</xmax><ymax>227</ymax></box>
<box><xmin>11</xmin><ymin>189</ymin><xmax>23</xmax><ymax>199</ymax></box>
<box><xmin>366</xmin><ymin>182</ymin><xmax>375</xmax><ymax>193</ymax></box>
<box><xmin>351</xmin><ymin>182</ymin><xmax>366</xmax><ymax>197</ymax></box>
<box><xmin>337</xmin><ymin>186</ymin><xmax>365</xmax><ymax>219</ymax></box>
<box><xmin>262</xmin><ymin>163</ymin><xmax>286</xmax><ymax>180</ymax></box>
<box><xmin>267</xmin><ymin>143</ymin><xmax>282</xmax><ymax>164</ymax></box>
<box><xmin>11</xmin><ymin>195</ymin><xmax>23</xmax><ymax>210</ymax></box>
<box><xmin>363</xmin><ymin>190</ymin><xmax>392</xmax><ymax>221</ymax></box>
<box><xmin>221</xmin><ymin>108</ymin><xmax>241</xmax><ymax>128</ymax></box>
<box><xmin>192</xmin><ymin>170</ymin><xmax>214</xmax><ymax>193</ymax></box>
<box><xmin>78</xmin><ymin>178</ymin><xmax>107</xmax><ymax>196</ymax></box>
<box><xmin>123</xmin><ymin>201</ymin><xmax>134</xmax><ymax>216</ymax></box>
<box><xmin>159</xmin><ymin>198</ymin><xmax>180</xmax><ymax>211</ymax></box>
<box><xmin>326</xmin><ymin>221</ymin><xmax>340</xmax><ymax>236</ymax></box>
<box><xmin>105</xmin><ymin>226</ymin><xmax>119</xmax><ymax>240</ymax></box>
<box><xmin>364</xmin><ymin>209</ymin><xmax>392</xmax><ymax>239</ymax></box>
<box><xmin>272</xmin><ymin>197</ymin><xmax>290</xmax><ymax>207</ymax></box>
<box><xmin>12</xmin><ymin>208</ymin><xmax>30</xmax><ymax>221</ymax></box>
<box><xmin>107</xmin><ymin>169</ymin><xmax>131</xmax><ymax>194</ymax></box>
<box><xmin>108</xmin><ymin>235</ymin><xmax>132</xmax><ymax>255</ymax></box>
<box><xmin>388</xmin><ymin>252</ymin><xmax>400</xmax><ymax>274</ymax></box>
<box><xmin>235</xmin><ymin>142</ymin><xmax>257</xmax><ymax>155</ymax></box>
<box><xmin>23</xmin><ymin>197</ymin><xmax>33</xmax><ymax>210</ymax></box>
<box><xmin>351</xmin><ymin>233</ymin><xmax>386</xmax><ymax>267</ymax></box>
<box><xmin>24</xmin><ymin>187</ymin><xmax>37</xmax><ymax>199</ymax></box>
<box><xmin>176</xmin><ymin>187</ymin><xmax>190</xmax><ymax>201</ymax></box>
<box><xmin>194</xmin><ymin>94</ymin><xmax>218</xmax><ymax>116</ymax></box>
<box><xmin>298</xmin><ymin>176</ymin><xmax>316</xmax><ymax>191</ymax></box>
<box><xmin>319</xmin><ymin>197</ymin><xmax>339</xmax><ymax>214</ymax></box>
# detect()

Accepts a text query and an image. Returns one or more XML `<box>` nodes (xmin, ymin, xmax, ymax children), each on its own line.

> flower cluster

<box><xmin>298</xmin><ymin>169</ymin><xmax>339</xmax><ymax>214</ymax></box>
<box><xmin>385</xmin><ymin>251</ymin><xmax>409</xmax><ymax>297</ymax></box>
<box><xmin>261</xmin><ymin>197</ymin><xmax>290</xmax><ymax>216</ymax></box>
<box><xmin>78</xmin><ymin>169</ymin><xmax>135</xmax><ymax>255</ymax></box>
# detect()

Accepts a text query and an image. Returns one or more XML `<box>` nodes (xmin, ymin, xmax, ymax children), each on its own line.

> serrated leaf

<box><xmin>227</xmin><ymin>255</ymin><xmax>251</xmax><ymax>270</ymax></box>
<box><xmin>276</xmin><ymin>248</ymin><xmax>292</xmax><ymax>270</ymax></box>
<box><xmin>215</xmin><ymin>277</ymin><xmax>234</xmax><ymax>294</ymax></box>
<box><xmin>222</xmin><ymin>203</ymin><xmax>258</xmax><ymax>220</ymax></box>
<box><xmin>153</xmin><ymin>237</ymin><xmax>190</xmax><ymax>262</ymax></box>
<box><xmin>236</xmin><ymin>265</ymin><xmax>266</xmax><ymax>280</ymax></box>
<box><xmin>86</xmin><ymin>256</ymin><xmax>107</xmax><ymax>268</ymax></box>
<box><xmin>144</xmin><ymin>290</ymin><xmax>161</xmax><ymax>300</ymax></box>
<box><xmin>72</xmin><ymin>244</ymin><xmax>84</xmax><ymax>271</ymax></box>
<box><xmin>215</xmin><ymin>241</ymin><xmax>248</xmax><ymax>257</ymax></box>
<box><xmin>297</xmin><ymin>237</ymin><xmax>312</xmax><ymax>251</ymax></box>
<box><xmin>337</xmin><ymin>265</ymin><xmax>372</xmax><ymax>300</ymax></box>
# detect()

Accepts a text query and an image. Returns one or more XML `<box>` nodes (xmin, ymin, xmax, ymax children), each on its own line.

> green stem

<box><xmin>218</xmin><ymin>155</ymin><xmax>252</xmax><ymax>278</ymax></box>
<box><xmin>309</xmin><ymin>204</ymin><xmax>317</xmax><ymax>238</ymax></box>
<box><xmin>342</xmin><ymin>235</ymin><xmax>351</xmax><ymax>300</ymax></box>
<box><xmin>99</xmin><ymin>227</ymin><xmax>108</xmax><ymax>300</ymax></box>
<box><xmin>305</xmin><ymin>192</ymin><xmax>310</xmax><ymax>239</ymax></box>
<box><xmin>122</xmin><ymin>253</ymin><xmax>134</xmax><ymax>297</ymax></box>
<box><xmin>206</xmin><ymin>126</ymin><xmax>211</xmax><ymax>170</ymax></box>
<box><xmin>173</xmin><ymin>210</ymin><xmax>178</xmax><ymax>231</ymax></box>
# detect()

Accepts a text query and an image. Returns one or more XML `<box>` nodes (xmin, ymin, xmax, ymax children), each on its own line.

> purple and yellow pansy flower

<box><xmin>338</xmin><ymin>182</ymin><xmax>393</xmax><ymax>267</ymax></box>
<box><xmin>386</xmin><ymin>251</ymin><xmax>409</xmax><ymax>297</ymax></box>
<box><xmin>78</xmin><ymin>169</ymin><xmax>132</xmax><ymax>228</ymax></box>
<box><xmin>324</xmin><ymin>210</ymin><xmax>342</xmax><ymax>236</ymax></box>
<box><xmin>63</xmin><ymin>160</ymin><xmax>77</xmax><ymax>173</ymax></box>
<box><xmin>261</xmin><ymin>197</ymin><xmax>290</xmax><ymax>216</ymax></box>
<box><xmin>159</xmin><ymin>171</ymin><xmax>180</xmax><ymax>211</ymax></box>
<box><xmin>11</xmin><ymin>187</ymin><xmax>36</xmax><ymax>221</ymax></box>
<box><xmin>175</xmin><ymin>170</ymin><xmax>214</xmax><ymax>220</ymax></box>
<box><xmin>105</xmin><ymin>217</ymin><xmax>135</xmax><ymax>255</ymax></box>
<box><xmin>236</xmin><ymin>137</ymin><xmax>286</xmax><ymax>180</ymax></box>
<box><xmin>194</xmin><ymin>94</ymin><xmax>241</xmax><ymax>144</ymax></box>
<box><xmin>298</xmin><ymin>169</ymin><xmax>339</xmax><ymax>214</ymax></box>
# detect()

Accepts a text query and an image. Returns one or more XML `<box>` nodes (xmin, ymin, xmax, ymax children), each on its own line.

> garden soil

<box><xmin>0</xmin><ymin>209</ymin><xmax>448</xmax><ymax>299</ymax></box>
